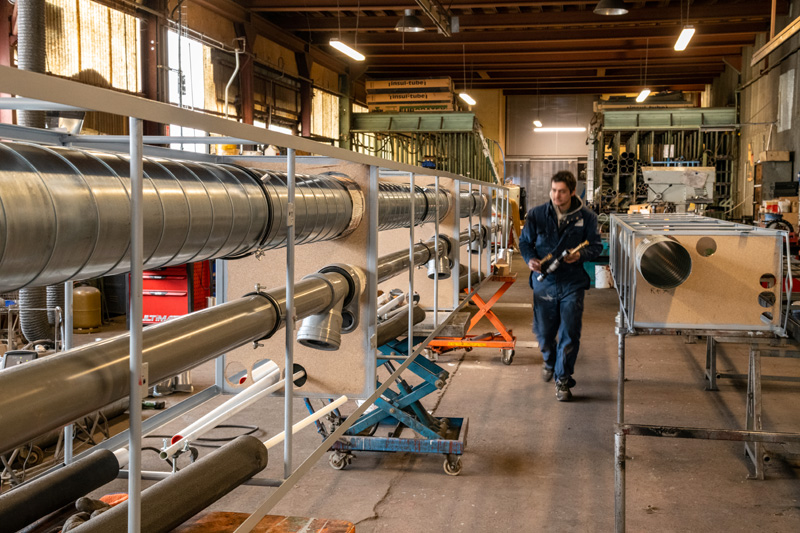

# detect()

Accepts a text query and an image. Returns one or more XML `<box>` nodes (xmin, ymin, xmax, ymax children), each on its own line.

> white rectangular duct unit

<box><xmin>610</xmin><ymin>214</ymin><xmax>790</xmax><ymax>333</ymax></box>
<box><xmin>641</xmin><ymin>166</ymin><xmax>715</xmax><ymax>212</ymax></box>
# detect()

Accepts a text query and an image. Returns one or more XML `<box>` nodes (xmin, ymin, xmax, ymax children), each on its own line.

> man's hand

<box><xmin>564</xmin><ymin>251</ymin><xmax>581</xmax><ymax>264</ymax></box>
<box><xmin>528</xmin><ymin>258</ymin><xmax>542</xmax><ymax>273</ymax></box>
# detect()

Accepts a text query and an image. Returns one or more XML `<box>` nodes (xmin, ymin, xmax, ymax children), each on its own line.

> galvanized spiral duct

<box><xmin>0</xmin><ymin>142</ymin><xmax>492</xmax><ymax>294</ymax></box>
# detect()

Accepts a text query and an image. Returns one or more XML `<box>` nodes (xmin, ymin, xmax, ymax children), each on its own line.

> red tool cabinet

<box><xmin>141</xmin><ymin>262</ymin><xmax>212</xmax><ymax>324</ymax></box>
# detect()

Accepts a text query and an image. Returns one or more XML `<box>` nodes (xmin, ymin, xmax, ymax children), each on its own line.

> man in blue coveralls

<box><xmin>519</xmin><ymin>171</ymin><xmax>602</xmax><ymax>401</ymax></box>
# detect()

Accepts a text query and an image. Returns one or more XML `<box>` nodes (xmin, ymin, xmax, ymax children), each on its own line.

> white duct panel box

<box><xmin>610</xmin><ymin>214</ymin><xmax>789</xmax><ymax>332</ymax></box>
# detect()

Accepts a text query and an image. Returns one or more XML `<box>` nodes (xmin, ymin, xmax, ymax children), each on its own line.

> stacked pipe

<box><xmin>0</xmin><ymin>142</ymin><xmax>489</xmax><ymax>294</ymax></box>
<box><xmin>602</xmin><ymin>156</ymin><xmax>617</xmax><ymax>176</ymax></box>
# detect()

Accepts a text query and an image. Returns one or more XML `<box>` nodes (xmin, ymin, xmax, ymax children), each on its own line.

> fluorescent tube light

<box><xmin>636</xmin><ymin>89</ymin><xmax>651</xmax><ymax>103</ymax></box>
<box><xmin>459</xmin><ymin>93</ymin><xmax>476</xmax><ymax>105</ymax></box>
<box><xmin>533</xmin><ymin>119</ymin><xmax>543</xmax><ymax>128</ymax></box>
<box><xmin>533</xmin><ymin>127</ymin><xmax>586</xmax><ymax>133</ymax></box>
<box><xmin>674</xmin><ymin>26</ymin><xmax>695</xmax><ymax>51</ymax></box>
<box><xmin>329</xmin><ymin>39</ymin><xmax>365</xmax><ymax>61</ymax></box>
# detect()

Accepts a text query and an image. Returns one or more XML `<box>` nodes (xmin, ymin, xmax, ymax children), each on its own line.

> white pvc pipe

<box><xmin>159</xmin><ymin>369</ymin><xmax>301</xmax><ymax>460</ymax></box>
<box><xmin>376</xmin><ymin>294</ymin><xmax>405</xmax><ymax>318</ymax></box>
<box><xmin>263</xmin><ymin>395</ymin><xmax>348</xmax><ymax>450</ymax></box>
<box><xmin>251</xmin><ymin>361</ymin><xmax>279</xmax><ymax>383</ymax></box>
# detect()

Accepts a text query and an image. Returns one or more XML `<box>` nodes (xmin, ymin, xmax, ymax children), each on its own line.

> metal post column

<box><xmin>615</xmin><ymin>313</ymin><xmax>626</xmax><ymax>533</ymax></box>
<box><xmin>63</xmin><ymin>280</ymin><xmax>74</xmax><ymax>464</ymax></box>
<box><xmin>128</xmin><ymin>117</ymin><xmax>144</xmax><ymax>533</ymax></box>
<box><xmin>408</xmin><ymin>173</ymin><xmax>416</xmax><ymax>347</ymax></box>
<box><xmin>284</xmin><ymin>148</ymin><xmax>296</xmax><ymax>479</ymax></box>
<box><xmin>433</xmin><ymin>175</ymin><xmax>439</xmax><ymax>326</ymax></box>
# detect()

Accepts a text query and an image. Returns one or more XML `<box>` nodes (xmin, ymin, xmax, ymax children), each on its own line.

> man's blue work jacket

<box><xmin>518</xmin><ymin>196</ymin><xmax>603</xmax><ymax>293</ymax></box>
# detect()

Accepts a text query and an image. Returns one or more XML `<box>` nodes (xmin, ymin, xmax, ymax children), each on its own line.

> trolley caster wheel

<box><xmin>443</xmin><ymin>455</ymin><xmax>462</xmax><ymax>476</ymax></box>
<box><xmin>329</xmin><ymin>451</ymin><xmax>351</xmax><ymax>470</ymax></box>
<box><xmin>501</xmin><ymin>349</ymin><xmax>515</xmax><ymax>365</ymax></box>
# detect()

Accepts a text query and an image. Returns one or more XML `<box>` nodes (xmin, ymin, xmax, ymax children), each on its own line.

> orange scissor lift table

<box><xmin>427</xmin><ymin>273</ymin><xmax>518</xmax><ymax>365</ymax></box>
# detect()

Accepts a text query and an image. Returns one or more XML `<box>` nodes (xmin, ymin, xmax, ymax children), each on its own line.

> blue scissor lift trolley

<box><xmin>304</xmin><ymin>337</ymin><xmax>468</xmax><ymax>475</ymax></box>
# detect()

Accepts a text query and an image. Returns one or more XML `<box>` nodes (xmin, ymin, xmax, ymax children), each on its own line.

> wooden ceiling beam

<box><xmin>266</xmin><ymin>2</ymin><xmax>785</xmax><ymax>31</ymax></box>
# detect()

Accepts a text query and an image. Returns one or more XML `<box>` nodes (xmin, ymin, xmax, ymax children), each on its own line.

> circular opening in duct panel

<box><xmin>225</xmin><ymin>361</ymin><xmax>248</xmax><ymax>388</ymax></box>
<box><xmin>758</xmin><ymin>291</ymin><xmax>776</xmax><ymax>308</ymax></box>
<box><xmin>760</xmin><ymin>274</ymin><xmax>776</xmax><ymax>288</ymax></box>
<box><xmin>635</xmin><ymin>236</ymin><xmax>692</xmax><ymax>290</ymax></box>
<box><xmin>696</xmin><ymin>237</ymin><xmax>717</xmax><ymax>257</ymax></box>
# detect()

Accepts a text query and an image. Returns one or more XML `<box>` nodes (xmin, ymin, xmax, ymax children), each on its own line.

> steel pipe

<box><xmin>635</xmin><ymin>235</ymin><xmax>693</xmax><ymax>290</ymax></box>
<box><xmin>0</xmin><ymin>270</ymin><xmax>353</xmax><ymax>455</ymax></box>
<box><xmin>71</xmin><ymin>435</ymin><xmax>268</xmax><ymax>533</ymax></box>
<box><xmin>0</xmin><ymin>449</ymin><xmax>119</xmax><ymax>533</ymax></box>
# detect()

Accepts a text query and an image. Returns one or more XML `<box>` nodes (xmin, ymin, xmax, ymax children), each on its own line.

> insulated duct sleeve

<box><xmin>0</xmin><ymin>449</ymin><xmax>119</xmax><ymax>533</ymax></box>
<box><xmin>72</xmin><ymin>436</ymin><xmax>268</xmax><ymax>533</ymax></box>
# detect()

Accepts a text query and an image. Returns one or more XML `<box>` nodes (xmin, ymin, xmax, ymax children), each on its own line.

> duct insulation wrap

<box><xmin>0</xmin><ymin>142</ymin><xmax>270</xmax><ymax>293</ymax></box>
<box><xmin>0</xmin><ymin>271</ymin><xmax>350</xmax><ymax>455</ymax></box>
<box><xmin>635</xmin><ymin>235</ymin><xmax>693</xmax><ymax>290</ymax></box>
<box><xmin>0</xmin><ymin>450</ymin><xmax>119</xmax><ymax>533</ymax></box>
<box><xmin>71</xmin><ymin>436</ymin><xmax>268</xmax><ymax>533</ymax></box>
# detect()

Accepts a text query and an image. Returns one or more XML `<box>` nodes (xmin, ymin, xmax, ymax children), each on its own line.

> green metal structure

<box><xmin>349</xmin><ymin>112</ymin><xmax>500</xmax><ymax>184</ymax></box>
<box><xmin>597</xmin><ymin>108</ymin><xmax>738</xmax><ymax>215</ymax></box>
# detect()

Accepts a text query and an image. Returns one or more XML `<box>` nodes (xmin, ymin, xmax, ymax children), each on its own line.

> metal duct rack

<box><xmin>0</xmin><ymin>66</ymin><xmax>511</xmax><ymax>533</ymax></box>
<box><xmin>608</xmin><ymin>213</ymin><xmax>797</xmax><ymax>532</ymax></box>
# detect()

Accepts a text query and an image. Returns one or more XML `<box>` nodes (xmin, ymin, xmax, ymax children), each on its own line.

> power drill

<box><xmin>536</xmin><ymin>240</ymin><xmax>590</xmax><ymax>282</ymax></box>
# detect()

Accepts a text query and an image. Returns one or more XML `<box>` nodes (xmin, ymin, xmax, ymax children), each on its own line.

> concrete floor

<box><xmin>88</xmin><ymin>258</ymin><xmax>800</xmax><ymax>532</ymax></box>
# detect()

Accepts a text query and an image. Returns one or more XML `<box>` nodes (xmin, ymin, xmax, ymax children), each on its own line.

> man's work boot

<box><xmin>555</xmin><ymin>380</ymin><xmax>572</xmax><ymax>402</ymax></box>
<box><xmin>541</xmin><ymin>366</ymin><xmax>554</xmax><ymax>382</ymax></box>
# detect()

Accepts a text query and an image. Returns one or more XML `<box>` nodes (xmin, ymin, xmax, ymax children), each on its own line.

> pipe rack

<box><xmin>0</xmin><ymin>65</ymin><xmax>511</xmax><ymax>533</ymax></box>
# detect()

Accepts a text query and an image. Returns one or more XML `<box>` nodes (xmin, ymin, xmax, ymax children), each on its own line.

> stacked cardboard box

<box><xmin>366</xmin><ymin>77</ymin><xmax>454</xmax><ymax>113</ymax></box>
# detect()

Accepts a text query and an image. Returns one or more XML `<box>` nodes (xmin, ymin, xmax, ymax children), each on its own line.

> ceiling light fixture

<box><xmin>674</xmin><ymin>2</ymin><xmax>694</xmax><ymax>51</ymax></box>
<box><xmin>533</xmin><ymin>80</ymin><xmax>543</xmax><ymax>129</ymax></box>
<box><xmin>534</xmin><ymin>127</ymin><xmax>586</xmax><ymax>133</ymax></box>
<box><xmin>593</xmin><ymin>0</ymin><xmax>628</xmax><ymax>16</ymax></box>
<box><xmin>459</xmin><ymin>44</ymin><xmax>476</xmax><ymax>107</ymax></box>
<box><xmin>395</xmin><ymin>9</ymin><xmax>425</xmax><ymax>32</ymax></box>
<box><xmin>637</xmin><ymin>38</ymin><xmax>650</xmax><ymax>103</ymax></box>
<box><xmin>329</xmin><ymin>38</ymin><xmax>365</xmax><ymax>61</ymax></box>
<box><xmin>459</xmin><ymin>93</ymin><xmax>476</xmax><ymax>106</ymax></box>
<box><xmin>674</xmin><ymin>26</ymin><xmax>695</xmax><ymax>51</ymax></box>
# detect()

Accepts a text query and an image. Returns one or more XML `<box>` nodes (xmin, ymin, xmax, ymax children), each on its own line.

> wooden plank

<box><xmin>174</xmin><ymin>511</ymin><xmax>355</xmax><ymax>533</ymax></box>
<box><xmin>366</xmin><ymin>77</ymin><xmax>452</xmax><ymax>91</ymax></box>
<box><xmin>225</xmin><ymin>161</ymin><xmax>371</xmax><ymax>399</ymax></box>
<box><xmin>633</xmin><ymin>234</ymin><xmax>782</xmax><ymax>329</ymax></box>
<box><xmin>366</xmin><ymin>92</ymin><xmax>454</xmax><ymax>104</ymax></box>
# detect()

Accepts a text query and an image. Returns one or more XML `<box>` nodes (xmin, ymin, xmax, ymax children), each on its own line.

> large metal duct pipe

<box><xmin>72</xmin><ymin>435</ymin><xmax>268</xmax><ymax>533</ymax></box>
<box><xmin>0</xmin><ymin>143</ymin><xmax>491</xmax><ymax>294</ymax></box>
<box><xmin>0</xmin><ymin>450</ymin><xmax>120</xmax><ymax>533</ymax></box>
<box><xmin>0</xmin><ymin>142</ymin><xmax>270</xmax><ymax>292</ymax></box>
<box><xmin>0</xmin><ymin>269</ymin><xmax>356</xmax><ymax>455</ymax></box>
<box><xmin>635</xmin><ymin>235</ymin><xmax>693</xmax><ymax>290</ymax></box>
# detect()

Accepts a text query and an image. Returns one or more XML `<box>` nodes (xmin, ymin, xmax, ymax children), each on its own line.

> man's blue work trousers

<box><xmin>533</xmin><ymin>283</ymin><xmax>585</xmax><ymax>388</ymax></box>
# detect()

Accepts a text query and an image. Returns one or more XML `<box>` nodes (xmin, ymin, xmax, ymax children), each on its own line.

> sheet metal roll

<box><xmin>0</xmin><ymin>449</ymin><xmax>119</xmax><ymax>533</ymax></box>
<box><xmin>71</xmin><ymin>436</ymin><xmax>268</xmax><ymax>533</ymax></box>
